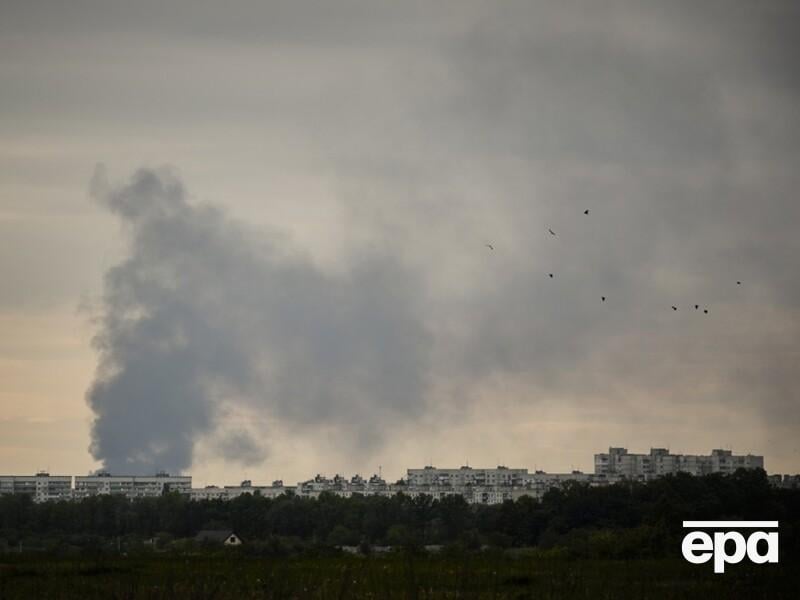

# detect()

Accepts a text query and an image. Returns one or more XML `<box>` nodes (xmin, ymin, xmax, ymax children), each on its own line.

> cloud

<box><xmin>214</xmin><ymin>429</ymin><xmax>266</xmax><ymax>468</ymax></box>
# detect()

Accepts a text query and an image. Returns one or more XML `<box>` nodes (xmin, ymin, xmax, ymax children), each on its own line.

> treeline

<box><xmin>1</xmin><ymin>469</ymin><xmax>798</xmax><ymax>558</ymax></box>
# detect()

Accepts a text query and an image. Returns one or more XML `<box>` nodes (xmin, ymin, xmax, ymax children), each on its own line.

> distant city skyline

<box><xmin>0</xmin><ymin>446</ymin><xmax>784</xmax><ymax>491</ymax></box>
<box><xmin>5</xmin><ymin>445</ymin><xmax>790</xmax><ymax>506</ymax></box>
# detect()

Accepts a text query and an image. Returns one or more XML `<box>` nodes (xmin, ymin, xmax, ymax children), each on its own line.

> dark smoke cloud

<box><xmin>86</xmin><ymin>166</ymin><xmax>431</xmax><ymax>474</ymax></box>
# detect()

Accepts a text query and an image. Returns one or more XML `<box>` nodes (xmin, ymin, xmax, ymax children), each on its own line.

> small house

<box><xmin>194</xmin><ymin>530</ymin><xmax>242</xmax><ymax>546</ymax></box>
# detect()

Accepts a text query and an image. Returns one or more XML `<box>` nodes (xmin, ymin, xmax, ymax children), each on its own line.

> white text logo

<box><xmin>681</xmin><ymin>521</ymin><xmax>778</xmax><ymax>573</ymax></box>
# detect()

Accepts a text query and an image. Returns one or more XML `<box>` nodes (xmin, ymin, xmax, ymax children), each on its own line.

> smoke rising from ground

<box><xmin>87</xmin><ymin>167</ymin><xmax>431</xmax><ymax>473</ymax></box>
<box><xmin>87</xmin><ymin>159</ymin><xmax>800</xmax><ymax>477</ymax></box>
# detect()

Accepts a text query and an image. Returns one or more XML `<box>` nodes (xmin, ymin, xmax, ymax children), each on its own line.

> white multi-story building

<box><xmin>190</xmin><ymin>480</ymin><xmax>292</xmax><ymax>501</ymax></box>
<box><xmin>73</xmin><ymin>471</ymin><xmax>191</xmax><ymax>499</ymax></box>
<box><xmin>709</xmin><ymin>449</ymin><xmax>764</xmax><ymax>473</ymax></box>
<box><xmin>594</xmin><ymin>447</ymin><xmax>764</xmax><ymax>480</ymax></box>
<box><xmin>0</xmin><ymin>472</ymin><xmax>73</xmax><ymax>503</ymax></box>
<box><xmin>407</xmin><ymin>466</ymin><xmax>528</xmax><ymax>488</ymax></box>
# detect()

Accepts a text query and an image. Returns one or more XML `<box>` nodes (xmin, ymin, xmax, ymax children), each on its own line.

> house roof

<box><xmin>195</xmin><ymin>530</ymin><xmax>237</xmax><ymax>543</ymax></box>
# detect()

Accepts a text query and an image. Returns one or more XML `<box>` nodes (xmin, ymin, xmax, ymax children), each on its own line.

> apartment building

<box><xmin>190</xmin><ymin>480</ymin><xmax>291</xmax><ymax>501</ymax></box>
<box><xmin>594</xmin><ymin>447</ymin><xmax>764</xmax><ymax>480</ymax></box>
<box><xmin>407</xmin><ymin>466</ymin><xmax>528</xmax><ymax>487</ymax></box>
<box><xmin>0</xmin><ymin>472</ymin><xmax>73</xmax><ymax>503</ymax></box>
<box><xmin>73</xmin><ymin>471</ymin><xmax>191</xmax><ymax>499</ymax></box>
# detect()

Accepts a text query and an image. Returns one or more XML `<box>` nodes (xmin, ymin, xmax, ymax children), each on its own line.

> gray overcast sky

<box><xmin>1</xmin><ymin>1</ymin><xmax>799</xmax><ymax>483</ymax></box>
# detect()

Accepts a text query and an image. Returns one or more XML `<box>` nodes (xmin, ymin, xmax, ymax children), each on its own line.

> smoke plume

<box><xmin>86</xmin><ymin>166</ymin><xmax>431</xmax><ymax>474</ymax></box>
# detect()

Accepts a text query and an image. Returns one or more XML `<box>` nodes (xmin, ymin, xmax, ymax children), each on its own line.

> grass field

<box><xmin>0</xmin><ymin>552</ymin><xmax>795</xmax><ymax>599</ymax></box>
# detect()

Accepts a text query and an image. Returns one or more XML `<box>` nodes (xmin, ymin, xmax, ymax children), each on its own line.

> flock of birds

<box><xmin>485</xmin><ymin>209</ymin><xmax>742</xmax><ymax>315</ymax></box>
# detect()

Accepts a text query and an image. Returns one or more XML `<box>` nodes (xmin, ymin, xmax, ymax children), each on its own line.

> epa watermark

<box><xmin>681</xmin><ymin>521</ymin><xmax>779</xmax><ymax>573</ymax></box>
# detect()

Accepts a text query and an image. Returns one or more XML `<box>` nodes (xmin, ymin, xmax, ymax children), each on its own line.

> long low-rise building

<box><xmin>190</xmin><ymin>480</ymin><xmax>292</xmax><ymax>501</ymax></box>
<box><xmin>0</xmin><ymin>471</ymin><xmax>191</xmax><ymax>502</ymax></box>
<box><xmin>407</xmin><ymin>466</ymin><xmax>527</xmax><ymax>487</ymax></box>
<box><xmin>74</xmin><ymin>471</ymin><xmax>192</xmax><ymax>499</ymax></box>
<box><xmin>0</xmin><ymin>472</ymin><xmax>73</xmax><ymax>502</ymax></box>
<box><xmin>594</xmin><ymin>447</ymin><xmax>764</xmax><ymax>480</ymax></box>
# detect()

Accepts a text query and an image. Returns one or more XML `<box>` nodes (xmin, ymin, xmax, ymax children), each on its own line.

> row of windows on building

<box><xmin>0</xmin><ymin>472</ymin><xmax>191</xmax><ymax>503</ymax></box>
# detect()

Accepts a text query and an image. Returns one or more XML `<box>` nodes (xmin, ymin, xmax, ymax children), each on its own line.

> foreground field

<box><xmin>0</xmin><ymin>553</ymin><xmax>794</xmax><ymax>599</ymax></box>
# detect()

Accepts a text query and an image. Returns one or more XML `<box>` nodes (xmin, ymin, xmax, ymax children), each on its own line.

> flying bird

<box><xmin>548</xmin><ymin>228</ymin><xmax>556</xmax><ymax>236</ymax></box>
<box><xmin>485</xmin><ymin>243</ymin><xmax>494</xmax><ymax>251</ymax></box>
<box><xmin>601</xmin><ymin>296</ymin><xmax>606</xmax><ymax>302</ymax></box>
<box><xmin>694</xmin><ymin>305</ymin><xmax>699</xmax><ymax>310</ymax></box>
<box><xmin>584</xmin><ymin>209</ymin><xmax>589</xmax><ymax>215</ymax></box>
<box><xmin>704</xmin><ymin>309</ymin><xmax>709</xmax><ymax>314</ymax></box>
<box><xmin>548</xmin><ymin>273</ymin><xmax>554</xmax><ymax>278</ymax></box>
<box><xmin>737</xmin><ymin>281</ymin><xmax>741</xmax><ymax>285</ymax></box>
<box><xmin>672</xmin><ymin>306</ymin><xmax>678</xmax><ymax>311</ymax></box>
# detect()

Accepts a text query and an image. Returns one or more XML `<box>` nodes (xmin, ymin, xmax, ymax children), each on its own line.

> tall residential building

<box><xmin>407</xmin><ymin>465</ymin><xmax>528</xmax><ymax>487</ymax></box>
<box><xmin>73</xmin><ymin>471</ymin><xmax>191</xmax><ymax>499</ymax></box>
<box><xmin>0</xmin><ymin>472</ymin><xmax>73</xmax><ymax>502</ymax></box>
<box><xmin>594</xmin><ymin>447</ymin><xmax>764</xmax><ymax>480</ymax></box>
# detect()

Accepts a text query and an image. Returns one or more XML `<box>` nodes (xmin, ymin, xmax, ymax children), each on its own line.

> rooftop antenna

<box><xmin>378</xmin><ymin>465</ymin><xmax>382</xmax><ymax>479</ymax></box>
